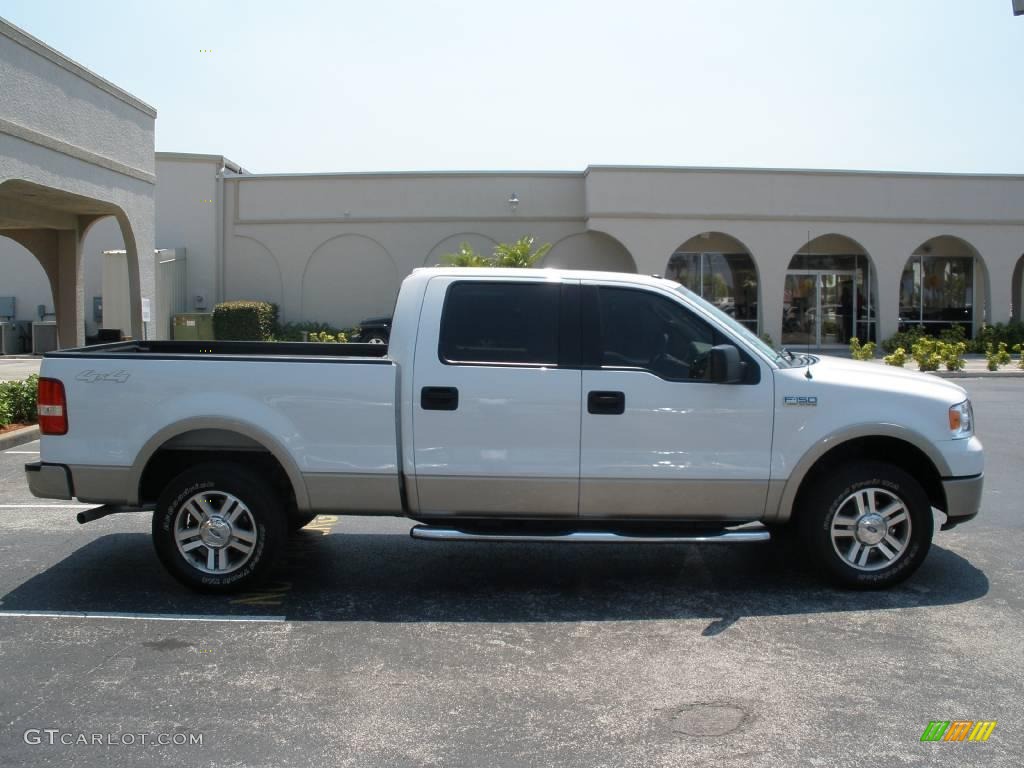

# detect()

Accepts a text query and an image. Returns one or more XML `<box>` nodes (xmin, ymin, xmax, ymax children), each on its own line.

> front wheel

<box><xmin>152</xmin><ymin>462</ymin><xmax>285</xmax><ymax>593</ymax></box>
<box><xmin>798</xmin><ymin>461</ymin><xmax>933</xmax><ymax>589</ymax></box>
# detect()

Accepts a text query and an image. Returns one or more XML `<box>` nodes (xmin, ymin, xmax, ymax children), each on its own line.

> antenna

<box><xmin>804</xmin><ymin>229</ymin><xmax>814</xmax><ymax>379</ymax></box>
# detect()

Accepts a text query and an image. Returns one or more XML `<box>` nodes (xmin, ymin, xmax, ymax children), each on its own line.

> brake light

<box><xmin>37</xmin><ymin>377</ymin><xmax>68</xmax><ymax>435</ymax></box>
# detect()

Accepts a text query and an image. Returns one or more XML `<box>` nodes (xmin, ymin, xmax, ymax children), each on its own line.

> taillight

<box><xmin>37</xmin><ymin>377</ymin><xmax>68</xmax><ymax>435</ymax></box>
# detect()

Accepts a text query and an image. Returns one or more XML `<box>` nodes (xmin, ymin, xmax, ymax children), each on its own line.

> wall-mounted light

<box><xmin>508</xmin><ymin>193</ymin><xmax>520</xmax><ymax>211</ymax></box>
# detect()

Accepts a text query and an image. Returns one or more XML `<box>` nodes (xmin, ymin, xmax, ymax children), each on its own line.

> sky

<box><xmin>2</xmin><ymin>0</ymin><xmax>1022</xmax><ymax>175</ymax></box>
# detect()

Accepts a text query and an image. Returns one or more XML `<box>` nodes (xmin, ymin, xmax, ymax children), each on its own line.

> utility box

<box><xmin>0</xmin><ymin>322</ymin><xmax>22</xmax><ymax>354</ymax></box>
<box><xmin>172</xmin><ymin>313</ymin><xmax>214</xmax><ymax>341</ymax></box>
<box><xmin>31</xmin><ymin>321</ymin><xmax>58</xmax><ymax>354</ymax></box>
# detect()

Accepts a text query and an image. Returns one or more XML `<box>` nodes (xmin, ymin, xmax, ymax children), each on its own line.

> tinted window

<box><xmin>597</xmin><ymin>287</ymin><xmax>717</xmax><ymax>380</ymax></box>
<box><xmin>440</xmin><ymin>282</ymin><xmax>559</xmax><ymax>365</ymax></box>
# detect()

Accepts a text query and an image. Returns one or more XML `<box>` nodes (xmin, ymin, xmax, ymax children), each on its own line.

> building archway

<box><xmin>665</xmin><ymin>232</ymin><xmax>759</xmax><ymax>333</ymax></box>
<box><xmin>543</xmin><ymin>231</ymin><xmax>636</xmax><ymax>272</ymax></box>
<box><xmin>783</xmin><ymin>234</ymin><xmax>877</xmax><ymax>348</ymax></box>
<box><xmin>899</xmin><ymin>235</ymin><xmax>987</xmax><ymax>339</ymax></box>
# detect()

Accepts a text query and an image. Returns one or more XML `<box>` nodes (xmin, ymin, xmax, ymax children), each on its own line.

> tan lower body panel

<box><xmin>580</xmin><ymin>478</ymin><xmax>769</xmax><ymax>520</ymax></box>
<box><xmin>303</xmin><ymin>473</ymin><xmax>403</xmax><ymax>513</ymax></box>
<box><xmin>70</xmin><ymin>465</ymin><xmax>135</xmax><ymax>505</ymax></box>
<box><xmin>414</xmin><ymin>475</ymin><xmax>578</xmax><ymax>517</ymax></box>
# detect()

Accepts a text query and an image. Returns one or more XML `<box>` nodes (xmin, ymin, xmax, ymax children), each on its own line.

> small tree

<box><xmin>441</xmin><ymin>242</ymin><xmax>493</xmax><ymax>267</ymax></box>
<box><xmin>440</xmin><ymin>236</ymin><xmax>552</xmax><ymax>268</ymax></box>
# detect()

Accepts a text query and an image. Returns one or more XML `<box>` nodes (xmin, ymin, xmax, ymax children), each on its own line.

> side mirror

<box><xmin>710</xmin><ymin>344</ymin><xmax>744</xmax><ymax>384</ymax></box>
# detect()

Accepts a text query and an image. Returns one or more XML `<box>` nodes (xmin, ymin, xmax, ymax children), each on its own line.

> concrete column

<box><xmin>874</xmin><ymin>258</ymin><xmax>905</xmax><ymax>342</ymax></box>
<box><xmin>758</xmin><ymin>264</ymin><xmax>787</xmax><ymax>346</ymax></box>
<box><xmin>117</xmin><ymin>202</ymin><xmax>156</xmax><ymax>340</ymax></box>
<box><xmin>986</xmin><ymin>257</ymin><xmax>1013</xmax><ymax>327</ymax></box>
<box><xmin>54</xmin><ymin>228</ymin><xmax>85</xmax><ymax>347</ymax></box>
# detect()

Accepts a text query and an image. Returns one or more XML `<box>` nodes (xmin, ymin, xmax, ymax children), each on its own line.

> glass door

<box><xmin>783</xmin><ymin>273</ymin><xmax>817</xmax><ymax>347</ymax></box>
<box><xmin>783</xmin><ymin>271</ymin><xmax>858</xmax><ymax>348</ymax></box>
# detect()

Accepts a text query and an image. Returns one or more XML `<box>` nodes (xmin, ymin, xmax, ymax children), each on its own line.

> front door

<box><xmin>578</xmin><ymin>283</ymin><xmax>774</xmax><ymax>520</ymax></box>
<box><xmin>411</xmin><ymin>276</ymin><xmax>582</xmax><ymax>517</ymax></box>
<box><xmin>783</xmin><ymin>271</ymin><xmax>858</xmax><ymax>348</ymax></box>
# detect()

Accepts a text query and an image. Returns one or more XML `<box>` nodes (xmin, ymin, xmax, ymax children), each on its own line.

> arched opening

<box><xmin>665</xmin><ymin>232</ymin><xmax>759</xmax><ymax>333</ymax></box>
<box><xmin>783</xmin><ymin>234</ymin><xmax>877</xmax><ymax>349</ymax></box>
<box><xmin>544</xmin><ymin>231</ymin><xmax>636</xmax><ymax>273</ymax></box>
<box><xmin>1012</xmin><ymin>253</ymin><xmax>1024</xmax><ymax>324</ymax></box>
<box><xmin>900</xmin><ymin>236</ymin><xmax>986</xmax><ymax>339</ymax></box>
<box><xmin>0</xmin><ymin>233</ymin><xmax>54</xmax><ymax>353</ymax></box>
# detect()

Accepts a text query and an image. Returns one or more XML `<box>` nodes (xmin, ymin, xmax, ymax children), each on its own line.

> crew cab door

<box><xmin>411</xmin><ymin>276</ymin><xmax>582</xmax><ymax>517</ymax></box>
<box><xmin>578</xmin><ymin>282</ymin><xmax>773</xmax><ymax>520</ymax></box>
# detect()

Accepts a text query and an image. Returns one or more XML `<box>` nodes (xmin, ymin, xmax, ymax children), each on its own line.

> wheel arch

<box><xmin>773</xmin><ymin>425</ymin><xmax>950</xmax><ymax>523</ymax></box>
<box><xmin>130</xmin><ymin>417</ymin><xmax>310</xmax><ymax>511</ymax></box>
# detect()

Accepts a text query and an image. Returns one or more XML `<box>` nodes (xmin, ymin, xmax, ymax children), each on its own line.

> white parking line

<box><xmin>0</xmin><ymin>610</ymin><xmax>286</xmax><ymax>622</ymax></box>
<box><xmin>3</xmin><ymin>451</ymin><xmax>39</xmax><ymax>455</ymax></box>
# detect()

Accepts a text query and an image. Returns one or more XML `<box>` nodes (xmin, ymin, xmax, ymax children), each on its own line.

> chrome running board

<box><xmin>409</xmin><ymin>525</ymin><xmax>770</xmax><ymax>544</ymax></box>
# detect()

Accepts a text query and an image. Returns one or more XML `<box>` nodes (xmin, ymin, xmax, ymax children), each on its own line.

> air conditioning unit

<box><xmin>32</xmin><ymin>321</ymin><xmax>59</xmax><ymax>354</ymax></box>
<box><xmin>0</xmin><ymin>322</ymin><xmax>22</xmax><ymax>355</ymax></box>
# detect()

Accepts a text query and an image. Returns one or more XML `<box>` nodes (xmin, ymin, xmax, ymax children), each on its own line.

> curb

<box><xmin>0</xmin><ymin>424</ymin><xmax>40</xmax><ymax>451</ymax></box>
<box><xmin>931</xmin><ymin>371</ymin><xmax>1024</xmax><ymax>379</ymax></box>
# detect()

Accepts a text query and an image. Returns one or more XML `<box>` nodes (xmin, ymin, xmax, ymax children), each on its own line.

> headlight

<box><xmin>948</xmin><ymin>399</ymin><xmax>973</xmax><ymax>438</ymax></box>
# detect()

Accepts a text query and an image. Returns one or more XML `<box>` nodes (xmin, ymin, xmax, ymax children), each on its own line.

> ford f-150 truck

<box><xmin>25</xmin><ymin>268</ymin><xmax>984</xmax><ymax>592</ymax></box>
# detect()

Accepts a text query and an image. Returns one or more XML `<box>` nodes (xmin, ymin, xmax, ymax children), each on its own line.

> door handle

<box><xmin>588</xmin><ymin>390</ymin><xmax>625</xmax><ymax>415</ymax></box>
<box><xmin>421</xmin><ymin>386</ymin><xmax>459</xmax><ymax>411</ymax></box>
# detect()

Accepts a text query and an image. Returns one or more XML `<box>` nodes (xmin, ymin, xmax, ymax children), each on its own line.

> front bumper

<box><xmin>25</xmin><ymin>462</ymin><xmax>72</xmax><ymax>500</ymax></box>
<box><xmin>941</xmin><ymin>473</ymin><xmax>983</xmax><ymax>530</ymax></box>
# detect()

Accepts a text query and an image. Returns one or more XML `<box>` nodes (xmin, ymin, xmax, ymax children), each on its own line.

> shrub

<box><xmin>985</xmin><ymin>342</ymin><xmax>1011</xmax><ymax>371</ymax></box>
<box><xmin>0</xmin><ymin>374</ymin><xmax>39</xmax><ymax>427</ymax></box>
<box><xmin>881</xmin><ymin>325</ymin><xmax>927</xmax><ymax>354</ymax></box>
<box><xmin>911</xmin><ymin>337</ymin><xmax>943</xmax><ymax>372</ymax></box>
<box><xmin>848</xmin><ymin>337</ymin><xmax>876</xmax><ymax>361</ymax></box>
<box><xmin>971</xmin><ymin>321</ymin><xmax>1024</xmax><ymax>354</ymax></box>
<box><xmin>213</xmin><ymin>301</ymin><xmax>279</xmax><ymax>341</ymax></box>
<box><xmin>883</xmin><ymin>347</ymin><xmax>908</xmax><ymax>367</ymax></box>
<box><xmin>1014</xmin><ymin>343</ymin><xmax>1024</xmax><ymax>370</ymax></box>
<box><xmin>758</xmin><ymin>333</ymin><xmax>774</xmax><ymax>347</ymax></box>
<box><xmin>308</xmin><ymin>330</ymin><xmax>348</xmax><ymax>343</ymax></box>
<box><xmin>942</xmin><ymin>341</ymin><xmax>967</xmax><ymax>371</ymax></box>
<box><xmin>275</xmin><ymin>321</ymin><xmax>347</xmax><ymax>342</ymax></box>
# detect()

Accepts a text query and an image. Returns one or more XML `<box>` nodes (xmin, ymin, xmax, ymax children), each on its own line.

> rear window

<box><xmin>439</xmin><ymin>282</ymin><xmax>559</xmax><ymax>365</ymax></box>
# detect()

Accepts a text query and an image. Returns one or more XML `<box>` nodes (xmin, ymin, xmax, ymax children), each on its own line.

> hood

<box><xmin>793</xmin><ymin>354</ymin><xmax>968</xmax><ymax>404</ymax></box>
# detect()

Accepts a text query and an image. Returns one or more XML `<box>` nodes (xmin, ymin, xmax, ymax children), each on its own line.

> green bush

<box><xmin>911</xmin><ymin>337</ymin><xmax>943</xmax><ymax>372</ymax></box>
<box><xmin>213</xmin><ymin>301</ymin><xmax>279</xmax><ymax>341</ymax></box>
<box><xmin>971</xmin><ymin>322</ymin><xmax>1024</xmax><ymax>354</ymax></box>
<box><xmin>0</xmin><ymin>374</ymin><xmax>39</xmax><ymax>427</ymax></box>
<box><xmin>942</xmin><ymin>341</ymin><xmax>967</xmax><ymax>371</ymax></box>
<box><xmin>883</xmin><ymin>347</ymin><xmax>907</xmax><ymax>367</ymax></box>
<box><xmin>1014</xmin><ymin>344</ymin><xmax>1024</xmax><ymax>370</ymax></box>
<box><xmin>275</xmin><ymin>321</ymin><xmax>347</xmax><ymax>342</ymax></box>
<box><xmin>848</xmin><ymin>337</ymin><xmax>876</xmax><ymax>360</ymax></box>
<box><xmin>308</xmin><ymin>330</ymin><xmax>349</xmax><ymax>343</ymax></box>
<box><xmin>881</xmin><ymin>325</ymin><xmax>927</xmax><ymax>354</ymax></box>
<box><xmin>985</xmin><ymin>342</ymin><xmax>1011</xmax><ymax>371</ymax></box>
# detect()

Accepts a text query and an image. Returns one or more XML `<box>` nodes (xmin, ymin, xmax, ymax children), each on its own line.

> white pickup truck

<box><xmin>25</xmin><ymin>268</ymin><xmax>983</xmax><ymax>592</ymax></box>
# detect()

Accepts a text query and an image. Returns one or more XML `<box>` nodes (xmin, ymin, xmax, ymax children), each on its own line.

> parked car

<box><xmin>351</xmin><ymin>316</ymin><xmax>391</xmax><ymax>344</ymax></box>
<box><xmin>25</xmin><ymin>268</ymin><xmax>983</xmax><ymax>592</ymax></box>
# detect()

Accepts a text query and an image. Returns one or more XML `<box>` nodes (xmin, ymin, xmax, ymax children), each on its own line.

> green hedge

<box><xmin>213</xmin><ymin>301</ymin><xmax>279</xmax><ymax>341</ymax></box>
<box><xmin>0</xmin><ymin>374</ymin><xmax>39</xmax><ymax>428</ymax></box>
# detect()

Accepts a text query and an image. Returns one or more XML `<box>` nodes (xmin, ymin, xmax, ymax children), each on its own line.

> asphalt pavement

<box><xmin>0</xmin><ymin>378</ymin><xmax>1021</xmax><ymax>767</ymax></box>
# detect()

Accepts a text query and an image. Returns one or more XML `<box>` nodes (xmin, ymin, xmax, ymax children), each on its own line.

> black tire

<box><xmin>797</xmin><ymin>461</ymin><xmax>933</xmax><ymax>589</ymax></box>
<box><xmin>152</xmin><ymin>462</ymin><xmax>285</xmax><ymax>593</ymax></box>
<box><xmin>288</xmin><ymin>511</ymin><xmax>319</xmax><ymax>532</ymax></box>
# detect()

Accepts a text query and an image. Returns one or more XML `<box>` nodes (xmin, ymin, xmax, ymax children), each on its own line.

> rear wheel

<box><xmin>152</xmin><ymin>462</ymin><xmax>285</xmax><ymax>593</ymax></box>
<box><xmin>797</xmin><ymin>461</ymin><xmax>933</xmax><ymax>589</ymax></box>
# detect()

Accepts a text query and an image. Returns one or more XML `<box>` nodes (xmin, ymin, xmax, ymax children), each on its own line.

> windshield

<box><xmin>672</xmin><ymin>283</ymin><xmax>789</xmax><ymax>366</ymax></box>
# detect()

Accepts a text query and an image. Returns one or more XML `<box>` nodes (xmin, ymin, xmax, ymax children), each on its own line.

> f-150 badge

<box><xmin>784</xmin><ymin>396</ymin><xmax>817</xmax><ymax>406</ymax></box>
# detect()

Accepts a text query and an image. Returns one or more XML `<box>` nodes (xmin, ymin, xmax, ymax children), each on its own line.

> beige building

<box><xmin>4</xmin><ymin>156</ymin><xmax>1024</xmax><ymax>351</ymax></box>
<box><xmin>0</xmin><ymin>17</ymin><xmax>155</xmax><ymax>349</ymax></box>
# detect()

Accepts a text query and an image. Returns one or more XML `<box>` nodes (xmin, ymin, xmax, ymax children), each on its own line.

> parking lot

<box><xmin>0</xmin><ymin>378</ymin><xmax>1020</xmax><ymax>767</ymax></box>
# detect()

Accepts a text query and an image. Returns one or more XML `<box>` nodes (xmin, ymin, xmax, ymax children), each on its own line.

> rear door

<box><xmin>411</xmin><ymin>276</ymin><xmax>582</xmax><ymax>517</ymax></box>
<box><xmin>578</xmin><ymin>281</ymin><xmax>774</xmax><ymax>520</ymax></box>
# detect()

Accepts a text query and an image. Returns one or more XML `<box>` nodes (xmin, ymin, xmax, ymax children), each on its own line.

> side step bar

<box><xmin>409</xmin><ymin>525</ymin><xmax>770</xmax><ymax>544</ymax></box>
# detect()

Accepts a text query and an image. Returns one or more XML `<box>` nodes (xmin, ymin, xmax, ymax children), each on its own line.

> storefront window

<box><xmin>900</xmin><ymin>255</ymin><xmax>975</xmax><ymax>337</ymax></box>
<box><xmin>666</xmin><ymin>251</ymin><xmax>758</xmax><ymax>332</ymax></box>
